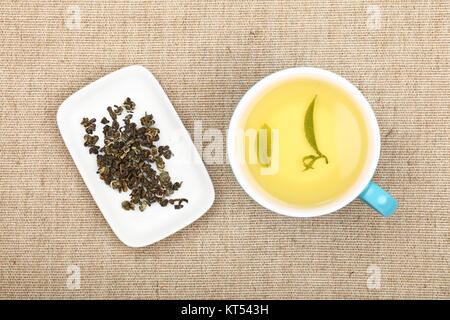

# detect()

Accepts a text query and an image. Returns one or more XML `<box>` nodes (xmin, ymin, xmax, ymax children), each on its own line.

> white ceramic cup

<box><xmin>227</xmin><ymin>67</ymin><xmax>397</xmax><ymax>218</ymax></box>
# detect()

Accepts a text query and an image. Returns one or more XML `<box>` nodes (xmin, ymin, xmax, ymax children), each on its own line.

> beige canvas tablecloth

<box><xmin>0</xmin><ymin>0</ymin><xmax>448</xmax><ymax>299</ymax></box>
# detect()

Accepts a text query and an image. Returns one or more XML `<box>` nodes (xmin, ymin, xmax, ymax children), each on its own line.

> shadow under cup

<box><xmin>227</xmin><ymin>67</ymin><xmax>398</xmax><ymax>218</ymax></box>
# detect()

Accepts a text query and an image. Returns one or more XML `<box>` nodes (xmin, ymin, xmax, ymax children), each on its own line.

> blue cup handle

<box><xmin>358</xmin><ymin>182</ymin><xmax>398</xmax><ymax>217</ymax></box>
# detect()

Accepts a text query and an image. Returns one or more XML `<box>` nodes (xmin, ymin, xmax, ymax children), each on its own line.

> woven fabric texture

<box><xmin>0</xmin><ymin>0</ymin><xmax>448</xmax><ymax>299</ymax></box>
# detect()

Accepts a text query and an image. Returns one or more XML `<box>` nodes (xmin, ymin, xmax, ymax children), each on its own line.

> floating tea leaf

<box><xmin>257</xmin><ymin>123</ymin><xmax>272</xmax><ymax>167</ymax></box>
<box><xmin>302</xmin><ymin>96</ymin><xmax>328</xmax><ymax>171</ymax></box>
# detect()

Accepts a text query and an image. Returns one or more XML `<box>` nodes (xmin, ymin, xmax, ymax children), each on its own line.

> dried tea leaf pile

<box><xmin>81</xmin><ymin>97</ymin><xmax>188</xmax><ymax>211</ymax></box>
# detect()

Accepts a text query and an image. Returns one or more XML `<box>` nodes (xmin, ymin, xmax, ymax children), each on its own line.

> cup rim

<box><xmin>226</xmin><ymin>67</ymin><xmax>381</xmax><ymax>217</ymax></box>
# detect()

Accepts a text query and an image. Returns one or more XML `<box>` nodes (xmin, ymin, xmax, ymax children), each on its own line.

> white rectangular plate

<box><xmin>57</xmin><ymin>65</ymin><xmax>214</xmax><ymax>247</ymax></box>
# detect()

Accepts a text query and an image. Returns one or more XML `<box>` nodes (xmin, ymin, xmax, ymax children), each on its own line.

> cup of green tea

<box><xmin>227</xmin><ymin>67</ymin><xmax>397</xmax><ymax>217</ymax></box>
